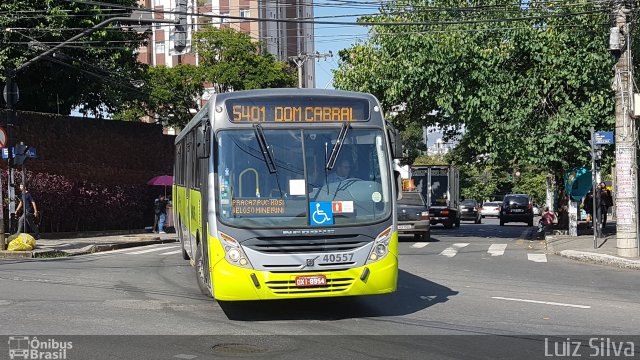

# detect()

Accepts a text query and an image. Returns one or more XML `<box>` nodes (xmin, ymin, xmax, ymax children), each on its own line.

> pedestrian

<box><xmin>541</xmin><ymin>207</ymin><xmax>556</xmax><ymax>226</ymax></box>
<box><xmin>154</xmin><ymin>194</ymin><xmax>168</xmax><ymax>234</ymax></box>
<box><xmin>596</xmin><ymin>182</ymin><xmax>613</xmax><ymax>228</ymax></box>
<box><xmin>15</xmin><ymin>184</ymin><xmax>41</xmax><ymax>239</ymax></box>
<box><xmin>583</xmin><ymin>191</ymin><xmax>593</xmax><ymax>228</ymax></box>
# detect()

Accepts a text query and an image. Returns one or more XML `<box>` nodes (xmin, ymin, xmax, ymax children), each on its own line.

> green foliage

<box><xmin>0</xmin><ymin>0</ymin><xmax>147</xmax><ymax>116</ymax></box>
<box><xmin>113</xmin><ymin>65</ymin><xmax>205</xmax><ymax>127</ymax></box>
<box><xmin>458</xmin><ymin>165</ymin><xmax>501</xmax><ymax>202</ymax></box>
<box><xmin>114</xmin><ymin>26</ymin><xmax>295</xmax><ymax>128</ymax></box>
<box><xmin>334</xmin><ymin>0</ymin><xmax>622</xmax><ymax>182</ymax></box>
<box><xmin>193</xmin><ymin>27</ymin><xmax>296</xmax><ymax>94</ymax></box>
<box><xmin>413</xmin><ymin>154</ymin><xmax>448</xmax><ymax>166</ymax></box>
<box><xmin>511</xmin><ymin>171</ymin><xmax>547</xmax><ymax>205</ymax></box>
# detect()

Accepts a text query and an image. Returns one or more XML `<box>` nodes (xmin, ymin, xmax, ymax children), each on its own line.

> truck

<box><xmin>410</xmin><ymin>166</ymin><xmax>461</xmax><ymax>228</ymax></box>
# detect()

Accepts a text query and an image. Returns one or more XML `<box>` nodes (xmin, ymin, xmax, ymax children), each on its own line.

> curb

<box><xmin>0</xmin><ymin>238</ymin><xmax>178</xmax><ymax>259</ymax></box>
<box><xmin>558</xmin><ymin>250</ymin><xmax>640</xmax><ymax>270</ymax></box>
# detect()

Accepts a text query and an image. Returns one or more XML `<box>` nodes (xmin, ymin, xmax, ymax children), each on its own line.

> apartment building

<box><xmin>137</xmin><ymin>0</ymin><xmax>315</xmax><ymax>88</ymax></box>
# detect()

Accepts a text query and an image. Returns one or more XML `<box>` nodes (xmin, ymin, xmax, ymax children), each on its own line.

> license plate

<box><xmin>398</xmin><ymin>224</ymin><xmax>413</xmax><ymax>230</ymax></box>
<box><xmin>465</xmin><ymin>209</ymin><xmax>473</xmax><ymax>212</ymax></box>
<box><xmin>295</xmin><ymin>275</ymin><xmax>327</xmax><ymax>287</ymax></box>
<box><xmin>511</xmin><ymin>209</ymin><xmax>524</xmax><ymax>213</ymax></box>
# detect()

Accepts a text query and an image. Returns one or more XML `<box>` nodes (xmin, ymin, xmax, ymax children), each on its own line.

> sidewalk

<box><xmin>543</xmin><ymin>220</ymin><xmax>640</xmax><ymax>269</ymax></box>
<box><xmin>0</xmin><ymin>230</ymin><xmax>178</xmax><ymax>259</ymax></box>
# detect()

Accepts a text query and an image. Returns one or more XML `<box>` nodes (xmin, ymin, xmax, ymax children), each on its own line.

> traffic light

<box><xmin>594</xmin><ymin>147</ymin><xmax>602</xmax><ymax>170</ymax></box>
<box><xmin>174</xmin><ymin>0</ymin><xmax>188</xmax><ymax>52</ymax></box>
<box><xmin>14</xmin><ymin>143</ymin><xmax>28</xmax><ymax>166</ymax></box>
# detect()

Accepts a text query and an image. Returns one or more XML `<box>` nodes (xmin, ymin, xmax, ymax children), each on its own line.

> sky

<box><xmin>313</xmin><ymin>1</ymin><xmax>377</xmax><ymax>89</ymax></box>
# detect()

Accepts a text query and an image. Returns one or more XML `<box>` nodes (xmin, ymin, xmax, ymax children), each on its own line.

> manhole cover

<box><xmin>211</xmin><ymin>343</ymin><xmax>264</xmax><ymax>354</ymax></box>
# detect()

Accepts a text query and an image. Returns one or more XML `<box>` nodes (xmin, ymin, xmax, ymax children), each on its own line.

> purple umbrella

<box><xmin>147</xmin><ymin>175</ymin><xmax>173</xmax><ymax>196</ymax></box>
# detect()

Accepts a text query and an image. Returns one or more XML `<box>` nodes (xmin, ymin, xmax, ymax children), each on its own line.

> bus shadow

<box><xmin>218</xmin><ymin>270</ymin><xmax>457</xmax><ymax>321</ymax></box>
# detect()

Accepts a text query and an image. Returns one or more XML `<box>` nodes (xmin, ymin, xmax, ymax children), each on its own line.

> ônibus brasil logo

<box><xmin>8</xmin><ymin>336</ymin><xmax>73</xmax><ymax>360</ymax></box>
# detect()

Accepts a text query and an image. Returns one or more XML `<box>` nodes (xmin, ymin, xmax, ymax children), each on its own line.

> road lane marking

<box><xmin>411</xmin><ymin>242</ymin><xmax>430</xmax><ymax>248</ymax></box>
<box><xmin>528</xmin><ymin>253</ymin><xmax>548</xmax><ymax>262</ymax></box>
<box><xmin>491</xmin><ymin>296</ymin><xmax>591</xmax><ymax>309</ymax></box>
<box><xmin>487</xmin><ymin>244</ymin><xmax>507</xmax><ymax>256</ymax></box>
<box><xmin>174</xmin><ymin>355</ymin><xmax>197</xmax><ymax>359</ymax></box>
<box><xmin>160</xmin><ymin>250</ymin><xmax>183</xmax><ymax>255</ymax></box>
<box><xmin>127</xmin><ymin>246</ymin><xmax>179</xmax><ymax>255</ymax></box>
<box><xmin>440</xmin><ymin>243</ymin><xmax>469</xmax><ymax>258</ymax></box>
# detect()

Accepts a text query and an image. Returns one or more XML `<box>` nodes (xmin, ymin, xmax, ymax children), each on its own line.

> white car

<box><xmin>480</xmin><ymin>201</ymin><xmax>501</xmax><ymax>218</ymax></box>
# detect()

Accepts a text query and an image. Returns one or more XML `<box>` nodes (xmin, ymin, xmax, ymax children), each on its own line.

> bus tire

<box><xmin>195</xmin><ymin>242</ymin><xmax>212</xmax><ymax>298</ymax></box>
<box><xmin>181</xmin><ymin>239</ymin><xmax>190</xmax><ymax>260</ymax></box>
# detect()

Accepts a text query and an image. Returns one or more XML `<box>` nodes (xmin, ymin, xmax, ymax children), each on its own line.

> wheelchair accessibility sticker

<box><xmin>310</xmin><ymin>202</ymin><xmax>333</xmax><ymax>226</ymax></box>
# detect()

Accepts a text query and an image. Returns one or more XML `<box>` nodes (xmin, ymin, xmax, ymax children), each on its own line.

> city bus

<box><xmin>173</xmin><ymin>88</ymin><xmax>403</xmax><ymax>301</ymax></box>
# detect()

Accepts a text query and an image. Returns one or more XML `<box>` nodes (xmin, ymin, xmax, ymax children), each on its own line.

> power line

<box><xmin>58</xmin><ymin>0</ymin><xmax>607</xmax><ymax>27</ymax></box>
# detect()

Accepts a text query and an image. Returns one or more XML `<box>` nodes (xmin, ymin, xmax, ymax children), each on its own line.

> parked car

<box><xmin>499</xmin><ymin>194</ymin><xmax>534</xmax><ymax>226</ymax></box>
<box><xmin>397</xmin><ymin>191</ymin><xmax>431</xmax><ymax>241</ymax></box>
<box><xmin>459</xmin><ymin>199</ymin><xmax>481</xmax><ymax>224</ymax></box>
<box><xmin>480</xmin><ymin>201</ymin><xmax>501</xmax><ymax>218</ymax></box>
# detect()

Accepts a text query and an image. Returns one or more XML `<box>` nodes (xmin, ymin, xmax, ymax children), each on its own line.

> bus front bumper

<box><xmin>210</xmin><ymin>254</ymin><xmax>398</xmax><ymax>301</ymax></box>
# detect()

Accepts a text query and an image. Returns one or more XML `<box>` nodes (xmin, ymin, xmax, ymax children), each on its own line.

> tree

<box><xmin>334</xmin><ymin>0</ymin><xmax>621</xmax><ymax>184</ymax></box>
<box><xmin>193</xmin><ymin>27</ymin><xmax>296</xmax><ymax>94</ymax></box>
<box><xmin>113</xmin><ymin>65</ymin><xmax>205</xmax><ymax>128</ymax></box>
<box><xmin>0</xmin><ymin>0</ymin><xmax>147</xmax><ymax>117</ymax></box>
<box><xmin>512</xmin><ymin>171</ymin><xmax>547</xmax><ymax>206</ymax></box>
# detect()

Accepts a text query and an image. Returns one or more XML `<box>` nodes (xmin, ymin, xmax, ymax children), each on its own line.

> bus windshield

<box><xmin>217</xmin><ymin>128</ymin><xmax>392</xmax><ymax>228</ymax></box>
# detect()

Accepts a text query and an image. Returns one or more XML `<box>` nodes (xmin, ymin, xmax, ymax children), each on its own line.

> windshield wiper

<box><xmin>254</xmin><ymin>124</ymin><xmax>277</xmax><ymax>174</ymax></box>
<box><xmin>325</xmin><ymin>122</ymin><xmax>349</xmax><ymax>171</ymax></box>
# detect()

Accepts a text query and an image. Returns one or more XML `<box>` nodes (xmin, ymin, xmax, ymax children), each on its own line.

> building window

<box><xmin>220</xmin><ymin>13</ymin><xmax>229</xmax><ymax>23</ymax></box>
<box><xmin>240</xmin><ymin>9</ymin><xmax>250</xmax><ymax>18</ymax></box>
<box><xmin>155</xmin><ymin>41</ymin><xmax>165</xmax><ymax>54</ymax></box>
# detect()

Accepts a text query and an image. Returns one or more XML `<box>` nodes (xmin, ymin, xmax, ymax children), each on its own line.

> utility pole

<box><xmin>289</xmin><ymin>52</ymin><xmax>333</xmax><ymax>88</ymax></box>
<box><xmin>610</xmin><ymin>0</ymin><xmax>639</xmax><ymax>257</ymax></box>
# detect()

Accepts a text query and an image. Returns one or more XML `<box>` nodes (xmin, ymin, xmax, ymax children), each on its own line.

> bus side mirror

<box><xmin>196</xmin><ymin>122</ymin><xmax>211</xmax><ymax>159</ymax></box>
<box><xmin>395</xmin><ymin>170</ymin><xmax>402</xmax><ymax>200</ymax></box>
<box><xmin>387</xmin><ymin>127</ymin><xmax>403</xmax><ymax>159</ymax></box>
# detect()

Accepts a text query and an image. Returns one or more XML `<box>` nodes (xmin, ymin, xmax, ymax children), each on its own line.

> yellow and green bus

<box><xmin>173</xmin><ymin>88</ymin><xmax>403</xmax><ymax>301</ymax></box>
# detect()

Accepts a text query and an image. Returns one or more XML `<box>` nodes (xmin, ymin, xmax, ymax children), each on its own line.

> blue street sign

<box><xmin>2</xmin><ymin>147</ymin><xmax>37</xmax><ymax>159</ymax></box>
<box><xmin>594</xmin><ymin>131</ymin><xmax>614</xmax><ymax>145</ymax></box>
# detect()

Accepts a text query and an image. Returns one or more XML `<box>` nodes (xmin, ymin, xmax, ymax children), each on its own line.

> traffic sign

<box><xmin>3</xmin><ymin>81</ymin><xmax>19</xmax><ymax>105</ymax></box>
<box><xmin>2</xmin><ymin>146</ymin><xmax>36</xmax><ymax>159</ymax></box>
<box><xmin>0</xmin><ymin>127</ymin><xmax>6</xmax><ymax>148</ymax></box>
<box><xmin>594</xmin><ymin>131</ymin><xmax>614</xmax><ymax>145</ymax></box>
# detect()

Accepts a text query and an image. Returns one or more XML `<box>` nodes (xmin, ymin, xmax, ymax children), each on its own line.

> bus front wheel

<box><xmin>195</xmin><ymin>243</ymin><xmax>212</xmax><ymax>298</ymax></box>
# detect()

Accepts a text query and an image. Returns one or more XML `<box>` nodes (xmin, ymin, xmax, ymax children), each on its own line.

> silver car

<box><xmin>480</xmin><ymin>201</ymin><xmax>501</xmax><ymax>218</ymax></box>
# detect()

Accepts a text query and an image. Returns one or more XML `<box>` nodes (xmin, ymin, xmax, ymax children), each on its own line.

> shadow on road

<box><xmin>219</xmin><ymin>270</ymin><xmax>458</xmax><ymax>321</ymax></box>
<box><xmin>429</xmin><ymin>223</ymin><xmax>534</xmax><ymax>239</ymax></box>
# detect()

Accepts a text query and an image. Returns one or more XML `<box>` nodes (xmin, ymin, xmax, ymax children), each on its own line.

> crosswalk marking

<box><xmin>440</xmin><ymin>243</ymin><xmax>469</xmax><ymax>258</ymax></box>
<box><xmin>411</xmin><ymin>242</ymin><xmax>430</xmax><ymax>249</ymax></box>
<box><xmin>487</xmin><ymin>244</ymin><xmax>508</xmax><ymax>256</ymax></box>
<box><xmin>85</xmin><ymin>244</ymin><xmax>170</xmax><ymax>257</ymax></box>
<box><xmin>528</xmin><ymin>253</ymin><xmax>548</xmax><ymax>262</ymax></box>
<box><xmin>127</xmin><ymin>246</ymin><xmax>178</xmax><ymax>255</ymax></box>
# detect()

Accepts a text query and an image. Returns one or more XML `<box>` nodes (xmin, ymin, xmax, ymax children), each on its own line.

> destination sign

<box><xmin>226</xmin><ymin>96</ymin><xmax>370</xmax><ymax>123</ymax></box>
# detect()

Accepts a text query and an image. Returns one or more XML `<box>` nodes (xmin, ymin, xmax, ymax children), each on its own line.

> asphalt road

<box><xmin>1</xmin><ymin>218</ymin><xmax>638</xmax><ymax>358</ymax></box>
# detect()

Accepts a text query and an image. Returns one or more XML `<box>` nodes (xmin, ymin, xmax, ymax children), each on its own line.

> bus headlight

<box><xmin>219</xmin><ymin>232</ymin><xmax>253</xmax><ymax>269</ymax></box>
<box><xmin>366</xmin><ymin>226</ymin><xmax>392</xmax><ymax>264</ymax></box>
